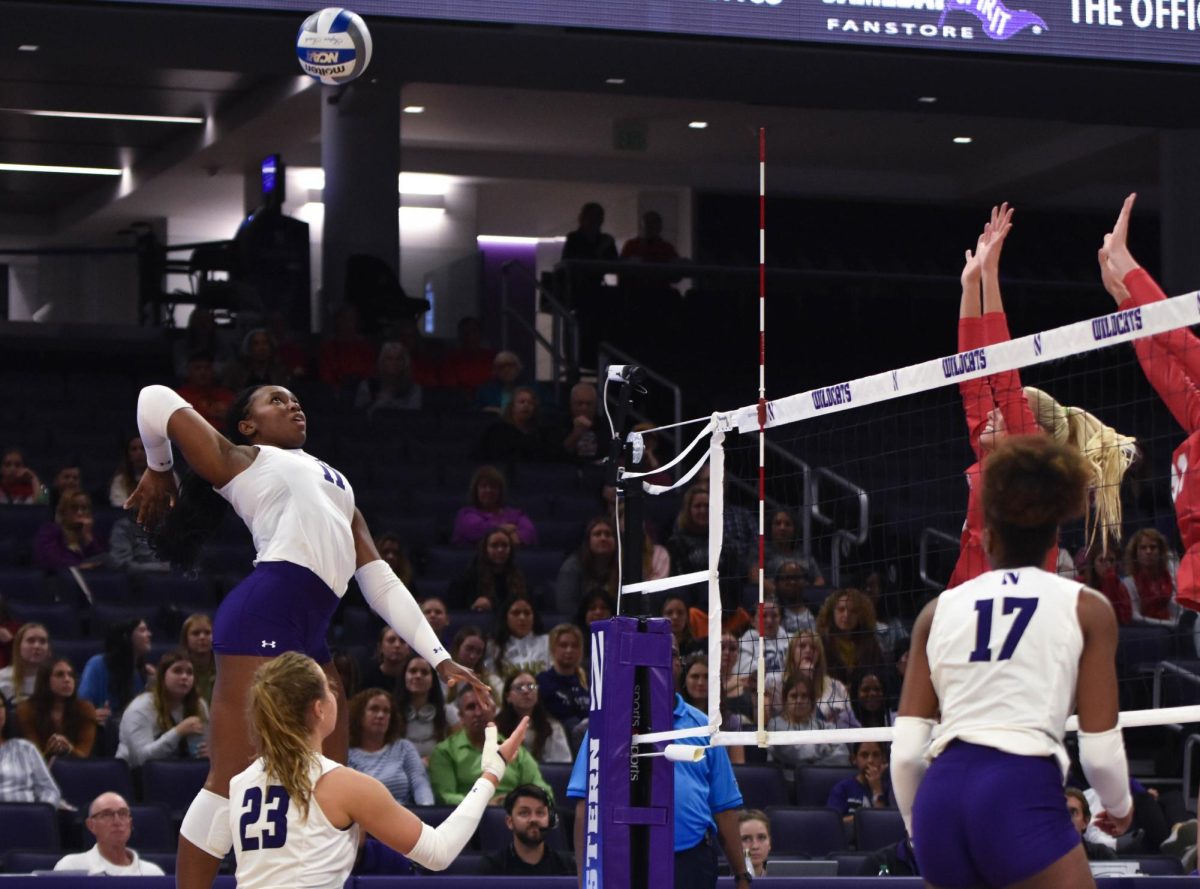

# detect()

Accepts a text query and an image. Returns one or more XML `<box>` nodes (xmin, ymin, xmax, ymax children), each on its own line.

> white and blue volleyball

<box><xmin>296</xmin><ymin>8</ymin><xmax>373</xmax><ymax>85</ymax></box>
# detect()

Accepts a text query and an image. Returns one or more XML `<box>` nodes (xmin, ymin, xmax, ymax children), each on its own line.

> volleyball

<box><xmin>295</xmin><ymin>8</ymin><xmax>373</xmax><ymax>85</ymax></box>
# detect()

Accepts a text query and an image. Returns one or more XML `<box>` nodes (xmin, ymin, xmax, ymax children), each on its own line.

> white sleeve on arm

<box><xmin>890</xmin><ymin>716</ymin><xmax>935</xmax><ymax>838</ymax></box>
<box><xmin>1078</xmin><ymin>725</ymin><xmax>1133</xmax><ymax>819</ymax></box>
<box><xmin>355</xmin><ymin>560</ymin><xmax>449</xmax><ymax>667</ymax></box>
<box><xmin>137</xmin><ymin>385</ymin><xmax>191</xmax><ymax>472</ymax></box>
<box><xmin>405</xmin><ymin>776</ymin><xmax>494</xmax><ymax>870</ymax></box>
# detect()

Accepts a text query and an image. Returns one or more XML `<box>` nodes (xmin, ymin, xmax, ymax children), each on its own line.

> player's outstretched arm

<box><xmin>978</xmin><ymin>202</ymin><xmax>1013</xmax><ymax>316</ymax></box>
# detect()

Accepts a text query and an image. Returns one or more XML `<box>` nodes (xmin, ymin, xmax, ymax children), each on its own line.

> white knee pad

<box><xmin>180</xmin><ymin>789</ymin><xmax>234</xmax><ymax>859</ymax></box>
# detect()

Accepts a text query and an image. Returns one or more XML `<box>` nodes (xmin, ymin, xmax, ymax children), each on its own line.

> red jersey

<box><xmin>1122</xmin><ymin>268</ymin><xmax>1200</xmax><ymax>610</ymax></box>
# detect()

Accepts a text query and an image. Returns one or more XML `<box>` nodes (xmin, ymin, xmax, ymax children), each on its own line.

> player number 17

<box><xmin>969</xmin><ymin>597</ymin><xmax>1038</xmax><ymax>662</ymax></box>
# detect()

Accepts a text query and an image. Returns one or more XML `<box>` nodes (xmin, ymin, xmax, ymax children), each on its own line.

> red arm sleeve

<box><xmin>1125</xmin><ymin>269</ymin><xmax>1200</xmax><ymax>379</ymax></box>
<box><xmin>982</xmin><ymin>312</ymin><xmax>1039</xmax><ymax>436</ymax></box>
<box><xmin>1124</xmin><ymin>269</ymin><xmax>1200</xmax><ymax>434</ymax></box>
<box><xmin>959</xmin><ymin>317</ymin><xmax>991</xmax><ymax>460</ymax></box>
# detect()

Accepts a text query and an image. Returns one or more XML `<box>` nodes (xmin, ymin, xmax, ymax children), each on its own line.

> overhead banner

<box><xmin>106</xmin><ymin>0</ymin><xmax>1200</xmax><ymax>65</ymax></box>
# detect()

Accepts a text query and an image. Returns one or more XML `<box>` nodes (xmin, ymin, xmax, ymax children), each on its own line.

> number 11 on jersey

<box><xmin>969</xmin><ymin>597</ymin><xmax>1039</xmax><ymax>663</ymax></box>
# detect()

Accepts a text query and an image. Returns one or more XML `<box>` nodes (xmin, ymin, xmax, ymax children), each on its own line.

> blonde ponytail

<box><xmin>1024</xmin><ymin>387</ymin><xmax>1138</xmax><ymax>553</ymax></box>
<box><xmin>248</xmin><ymin>652</ymin><xmax>327</xmax><ymax>820</ymax></box>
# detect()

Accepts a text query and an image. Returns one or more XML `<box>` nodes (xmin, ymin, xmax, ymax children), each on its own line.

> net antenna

<box><xmin>755</xmin><ymin>127</ymin><xmax>769</xmax><ymax>747</ymax></box>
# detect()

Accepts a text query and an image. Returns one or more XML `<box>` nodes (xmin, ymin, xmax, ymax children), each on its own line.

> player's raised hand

<box><xmin>436</xmin><ymin>658</ymin><xmax>495</xmax><ymax>704</ymax></box>
<box><xmin>976</xmin><ymin>203</ymin><xmax>1014</xmax><ymax>273</ymax></box>
<box><xmin>480</xmin><ymin>718</ymin><xmax>530</xmax><ymax>784</ymax></box>
<box><xmin>1094</xmin><ymin>805</ymin><xmax>1134</xmax><ymax>838</ymax></box>
<box><xmin>123</xmin><ymin>468</ymin><xmax>178</xmax><ymax>528</ymax></box>
<box><xmin>1101</xmin><ymin>193</ymin><xmax>1140</xmax><ymax>281</ymax></box>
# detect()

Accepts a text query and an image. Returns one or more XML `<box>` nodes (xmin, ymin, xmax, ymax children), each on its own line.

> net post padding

<box><xmin>707</xmin><ymin>422</ymin><xmax>725</xmax><ymax>731</ymax></box>
<box><xmin>583</xmin><ymin>617</ymin><xmax>674</xmax><ymax>889</ymax></box>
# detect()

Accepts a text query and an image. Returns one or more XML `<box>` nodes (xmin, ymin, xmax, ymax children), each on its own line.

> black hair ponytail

<box><xmin>151</xmin><ymin>386</ymin><xmax>260</xmax><ymax>571</ymax></box>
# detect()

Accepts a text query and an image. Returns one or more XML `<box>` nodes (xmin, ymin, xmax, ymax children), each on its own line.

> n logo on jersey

<box><xmin>1001</xmin><ymin>572</ymin><xmax>1020</xmax><ymax>585</ymax></box>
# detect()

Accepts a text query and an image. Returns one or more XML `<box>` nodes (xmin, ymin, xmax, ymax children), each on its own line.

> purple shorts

<box><xmin>913</xmin><ymin>741</ymin><xmax>1079</xmax><ymax>888</ymax></box>
<box><xmin>213</xmin><ymin>561</ymin><xmax>339</xmax><ymax>663</ymax></box>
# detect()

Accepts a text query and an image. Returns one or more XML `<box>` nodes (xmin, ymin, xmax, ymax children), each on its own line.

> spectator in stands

<box><xmin>452</xmin><ymin>466</ymin><xmax>539</xmax><ymax>548</ymax></box>
<box><xmin>176</xmin><ymin>307</ymin><xmax>233</xmax><ymax>377</ymax></box>
<box><xmin>774</xmin><ymin>560</ymin><xmax>817</xmax><ymax>635</ymax></box>
<box><xmin>392</xmin><ymin>316</ymin><xmax>442</xmax><ymax>388</ymax></box>
<box><xmin>109</xmin><ymin>434</ymin><xmax>177</xmax><ymax>511</ymax></box>
<box><xmin>265</xmin><ymin>309</ymin><xmax>311</xmax><ymax>381</ymax></box>
<box><xmin>760</xmin><ymin>509</ymin><xmax>824</xmax><ymax>593</ymax></box>
<box><xmin>108</xmin><ymin>516</ymin><xmax>171</xmax><ymax>573</ymax></box>
<box><xmin>180</xmin><ymin>614</ymin><xmax>216</xmax><ymax>705</ymax></box>
<box><xmin>1122</xmin><ymin>528</ymin><xmax>1180</xmax><ymax>627</ymax></box>
<box><xmin>475</xmin><ymin>350</ymin><xmax>525</xmax><ymax>414</ymax></box>
<box><xmin>53</xmin><ymin>791</ymin><xmax>166</xmax><ymax>876</ymax></box>
<box><xmin>361</xmin><ymin>627</ymin><xmax>413</xmax><ymax>695</ymax></box>
<box><xmin>817</xmin><ymin>588</ymin><xmax>885</xmax><ymax>685</ymax></box>
<box><xmin>448</xmin><ymin>625</ymin><xmax>504</xmax><ymax>704</ymax></box>
<box><xmin>375</xmin><ymin>532</ymin><xmax>417</xmax><ymax>593</ymax></box>
<box><xmin>224</xmin><ymin>327</ymin><xmax>289</xmax><ymax>391</ymax></box>
<box><xmin>47</xmin><ymin>459</ymin><xmax>83</xmax><ymax>512</ymax></box>
<box><xmin>420</xmin><ymin>596</ymin><xmax>450</xmax><ymax>642</ymax></box>
<box><xmin>15</xmin><ymin>658</ymin><xmax>97</xmax><ymax>761</ymax></box>
<box><xmin>488</xmin><ymin>594</ymin><xmax>550</xmax><ymax>680</ymax></box>
<box><xmin>34</xmin><ymin>488</ymin><xmax>109</xmax><ymax>571</ymax></box>
<box><xmin>573</xmin><ymin>588</ymin><xmax>614</xmax><ymax>668</ymax></box>
<box><xmin>447</xmin><ymin>529</ymin><xmax>530</xmax><ymax>613</ymax></box>
<box><xmin>1078</xmin><ymin>542</ymin><xmax>1129</xmax><ymax>624</ymax></box>
<box><xmin>850</xmin><ymin>671</ymin><xmax>893</xmax><ymax>729</ymax></box>
<box><xmin>0</xmin><ymin>446</ymin><xmax>48</xmax><ymax>505</ymax></box>
<box><xmin>735</xmin><ymin>596</ymin><xmax>790</xmax><ymax>684</ymax></box>
<box><xmin>768</xmin><ymin>630</ymin><xmax>856</xmax><ymax>728</ymax></box>
<box><xmin>482</xmin><ymin>784</ymin><xmax>574</xmax><ymax>875</ymax></box>
<box><xmin>738</xmin><ymin>809</ymin><xmax>772</xmax><ymax>879</ymax></box>
<box><xmin>443</xmin><ymin>316</ymin><xmax>496</xmax><ymax>393</ymax></box>
<box><xmin>766</xmin><ymin>673</ymin><xmax>847</xmax><ymax>768</ymax></box>
<box><xmin>827</xmin><ymin>742</ymin><xmax>892</xmax><ymax>824</ymax></box>
<box><xmin>116</xmin><ymin>649</ymin><xmax>208</xmax><ymax>768</ymax></box>
<box><xmin>347</xmin><ymin>687</ymin><xmax>434</xmax><ymax>806</ymax></box>
<box><xmin>679</xmin><ymin>652</ymin><xmax>708</xmax><ymax>710</ymax></box>
<box><xmin>1066</xmin><ymin>787</ymin><xmax>1118</xmax><ymax>861</ymax></box>
<box><xmin>662</xmin><ymin>593</ymin><xmax>704</xmax><ymax>658</ymax></box>
<box><xmin>176</xmin><ymin>352</ymin><xmax>235</xmax><ymax>430</ymax></box>
<box><xmin>554</xmin><ymin>516</ymin><xmax>618</xmax><ymax>612</ymax></box>
<box><xmin>497</xmin><ymin>671</ymin><xmax>572</xmax><ymax>764</ymax></box>
<box><xmin>667</xmin><ymin>484</ymin><xmax>710</xmax><ymax>577</ymax></box>
<box><xmin>561</xmin><ymin>202</ymin><xmax>618</xmax><ymax>369</ymax></box>
<box><xmin>429</xmin><ymin>685</ymin><xmax>553</xmax><ymax>805</ymax></box>
<box><xmin>479</xmin><ymin>387</ymin><xmax>559</xmax><ymax>464</ymax></box>
<box><xmin>561</xmin><ymin>382</ymin><xmax>601</xmax><ymax>463</ymax></box>
<box><xmin>857</xmin><ymin>569</ymin><xmax>909</xmax><ymax>664</ymax></box>
<box><xmin>621</xmin><ymin>210</ymin><xmax>679</xmax><ymax>264</ymax></box>
<box><xmin>0</xmin><ymin>595</ymin><xmax>19</xmax><ymax>669</ymax></box>
<box><xmin>720</xmin><ymin>632</ymin><xmax>754</xmax><ymax>719</ymax></box>
<box><xmin>536</xmin><ymin>624</ymin><xmax>589</xmax><ymax>739</ymax></box>
<box><xmin>0</xmin><ymin>699</ymin><xmax>61</xmax><ymax>806</ymax></box>
<box><xmin>0</xmin><ymin>622</ymin><xmax>50</xmax><ymax>705</ymax></box>
<box><xmin>318</xmin><ymin>304</ymin><xmax>377</xmax><ymax>388</ymax></box>
<box><xmin>355</xmin><ymin>341</ymin><xmax>423</xmax><ymax>415</ymax></box>
<box><xmin>396</xmin><ymin>655</ymin><xmax>459</xmax><ymax>761</ymax></box>
<box><xmin>79</xmin><ymin>618</ymin><xmax>154</xmax><ymax>724</ymax></box>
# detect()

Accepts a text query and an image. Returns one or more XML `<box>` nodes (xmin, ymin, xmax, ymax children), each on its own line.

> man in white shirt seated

<box><xmin>54</xmin><ymin>792</ymin><xmax>165</xmax><ymax>876</ymax></box>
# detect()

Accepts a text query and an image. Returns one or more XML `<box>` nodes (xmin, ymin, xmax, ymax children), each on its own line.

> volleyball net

<box><xmin>620</xmin><ymin>289</ymin><xmax>1200</xmax><ymax>763</ymax></box>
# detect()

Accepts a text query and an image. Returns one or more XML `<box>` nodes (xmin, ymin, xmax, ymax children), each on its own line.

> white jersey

<box><xmin>229</xmin><ymin>754</ymin><xmax>360</xmax><ymax>889</ymax></box>
<box><xmin>927</xmin><ymin>567</ymin><xmax>1084</xmax><ymax>775</ymax></box>
<box><xmin>218</xmin><ymin>445</ymin><xmax>356</xmax><ymax>594</ymax></box>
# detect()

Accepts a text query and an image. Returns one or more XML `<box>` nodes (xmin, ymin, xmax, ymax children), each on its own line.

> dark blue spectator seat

<box><xmin>533</xmin><ymin>520</ymin><xmax>585</xmax><ymax>552</ymax></box>
<box><xmin>340</xmin><ymin>606</ymin><xmax>373</xmax><ymax>645</ymax></box>
<box><xmin>141</xmin><ymin>574</ymin><xmax>215</xmax><ymax>609</ymax></box>
<box><xmin>141</xmin><ymin>759</ymin><xmax>210</xmax><ymax>821</ymax></box>
<box><xmin>372</xmin><ymin>462</ymin><xmax>438</xmax><ymax>493</ymax></box>
<box><xmin>764</xmin><ymin>806</ymin><xmax>846</xmax><ymax>856</ymax></box>
<box><xmin>551</xmin><ymin>496</ymin><xmax>601</xmax><ymax>524</ymax></box>
<box><xmin>538</xmin><ymin>763</ymin><xmax>573</xmax><ymax>806</ymax></box>
<box><xmin>830</xmin><ymin>852</ymin><xmax>871</xmax><ymax>876</ymax></box>
<box><xmin>90</xmin><ymin>603</ymin><xmax>158</xmax><ymax>637</ymax></box>
<box><xmin>3</xmin><ymin>850</ymin><xmax>62</xmax><ymax>873</ymax></box>
<box><xmin>519</xmin><ymin>549</ymin><xmax>569</xmax><ymax>589</ymax></box>
<box><xmin>1117</xmin><ymin>626</ymin><xmax>1171</xmax><ymax>672</ymax></box>
<box><xmin>0</xmin><ymin>567</ymin><xmax>48</xmax><ymax>600</ymax></box>
<box><xmin>511</xmin><ymin>464</ymin><xmax>581</xmax><ymax>495</ymax></box>
<box><xmin>52</xmin><ymin>638</ymin><xmax>101</xmax><ymax>672</ymax></box>
<box><xmin>441</xmin><ymin>462</ymin><xmax>481</xmax><ymax>494</ymax></box>
<box><xmin>477</xmin><ymin>804</ymin><xmax>567</xmax><ymax>852</ymax></box>
<box><xmin>0</xmin><ymin>803</ymin><xmax>60</xmax><ymax>852</ymax></box>
<box><xmin>199</xmin><ymin>543</ymin><xmax>256</xmax><ymax>576</ymax></box>
<box><xmin>368</xmin><ymin>515</ymin><xmax>441</xmax><ymax>548</ymax></box>
<box><xmin>731</xmin><ymin>764</ymin><xmax>790</xmax><ymax>809</ymax></box>
<box><xmin>142</xmin><ymin>852</ymin><xmax>178</xmax><ymax>874</ymax></box>
<box><xmin>414</xmin><ymin>492</ymin><xmax>469</xmax><ymax>523</ymax></box>
<box><xmin>854</xmin><ymin>807</ymin><xmax>907</xmax><ymax>851</ymax></box>
<box><xmin>51</xmin><ymin>758</ymin><xmax>135</xmax><ymax>813</ymax></box>
<box><xmin>438</xmin><ymin>852</ymin><xmax>483</xmax><ymax>875</ymax></box>
<box><xmin>1129</xmin><ymin>856</ymin><xmax>1186</xmax><ymax>875</ymax></box>
<box><xmin>82</xmin><ymin>571</ymin><xmax>135</xmax><ymax>605</ymax></box>
<box><xmin>438</xmin><ymin>413</ymin><xmax>492</xmax><ymax>440</ymax></box>
<box><xmin>9</xmin><ymin>601</ymin><xmax>80</xmax><ymax>638</ymax></box>
<box><xmin>410</xmin><ymin>438</ymin><xmax>473</xmax><ymax>463</ymax></box>
<box><xmin>338</xmin><ymin>436</ymin><xmax>405</xmax><ymax>466</ymax></box>
<box><xmin>130</xmin><ymin>804</ymin><xmax>176</xmax><ymax>851</ymax></box>
<box><xmin>444</xmin><ymin>611</ymin><xmax>492</xmax><ymax>646</ymax></box>
<box><xmin>793</xmin><ymin>766</ymin><xmax>859</xmax><ymax>806</ymax></box>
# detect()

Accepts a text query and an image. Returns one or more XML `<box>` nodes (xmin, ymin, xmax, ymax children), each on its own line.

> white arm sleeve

<box><xmin>406</xmin><ymin>777</ymin><xmax>494</xmax><ymax>871</ymax></box>
<box><xmin>1078</xmin><ymin>725</ymin><xmax>1133</xmax><ymax>819</ymax></box>
<box><xmin>355</xmin><ymin>559</ymin><xmax>449</xmax><ymax>668</ymax></box>
<box><xmin>890</xmin><ymin>716</ymin><xmax>935</xmax><ymax>838</ymax></box>
<box><xmin>137</xmin><ymin>385</ymin><xmax>191</xmax><ymax>472</ymax></box>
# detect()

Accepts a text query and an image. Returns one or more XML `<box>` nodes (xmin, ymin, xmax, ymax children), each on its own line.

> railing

<box><xmin>919</xmin><ymin>527</ymin><xmax>961</xmax><ymax>592</ymax></box>
<box><xmin>597</xmin><ymin>341</ymin><xmax>684</xmax><ymax>459</ymax></box>
<box><xmin>810</xmin><ymin>467</ymin><xmax>868</xmax><ymax>588</ymax></box>
<box><xmin>499</xmin><ymin>260</ymin><xmax>579</xmax><ymax>395</ymax></box>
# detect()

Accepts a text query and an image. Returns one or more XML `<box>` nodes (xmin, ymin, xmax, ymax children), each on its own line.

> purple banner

<box><xmin>939</xmin><ymin>0</ymin><xmax>1048</xmax><ymax>39</ymax></box>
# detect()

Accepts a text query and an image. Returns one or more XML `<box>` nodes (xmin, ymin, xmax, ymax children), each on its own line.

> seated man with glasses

<box><xmin>54</xmin><ymin>792</ymin><xmax>165</xmax><ymax>876</ymax></box>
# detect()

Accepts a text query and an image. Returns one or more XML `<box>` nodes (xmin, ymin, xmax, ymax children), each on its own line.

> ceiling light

<box><xmin>403</xmin><ymin>105</ymin><xmax>425</xmax><ymax>114</ymax></box>
<box><xmin>0</xmin><ymin>162</ymin><xmax>122</xmax><ymax>176</ymax></box>
<box><xmin>8</xmin><ymin>109</ymin><xmax>203</xmax><ymax>124</ymax></box>
<box><xmin>605</xmin><ymin>77</ymin><xmax>626</xmax><ymax>85</ymax></box>
<box><xmin>918</xmin><ymin>96</ymin><xmax>937</xmax><ymax>103</ymax></box>
<box><xmin>17</xmin><ymin>44</ymin><xmax>38</xmax><ymax>52</ymax></box>
<box><xmin>688</xmin><ymin>121</ymin><xmax>708</xmax><ymax>129</ymax></box>
<box><xmin>952</xmin><ymin>136</ymin><xmax>973</xmax><ymax>144</ymax></box>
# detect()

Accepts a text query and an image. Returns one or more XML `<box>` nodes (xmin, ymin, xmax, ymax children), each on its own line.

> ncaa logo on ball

<box><xmin>295</xmin><ymin>7</ymin><xmax>373</xmax><ymax>85</ymax></box>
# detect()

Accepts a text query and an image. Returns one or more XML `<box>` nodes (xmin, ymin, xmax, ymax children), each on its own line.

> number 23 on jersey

<box><xmin>239</xmin><ymin>786</ymin><xmax>289</xmax><ymax>851</ymax></box>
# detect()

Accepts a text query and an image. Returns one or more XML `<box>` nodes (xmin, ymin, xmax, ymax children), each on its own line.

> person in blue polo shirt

<box><xmin>566</xmin><ymin>637</ymin><xmax>749</xmax><ymax>889</ymax></box>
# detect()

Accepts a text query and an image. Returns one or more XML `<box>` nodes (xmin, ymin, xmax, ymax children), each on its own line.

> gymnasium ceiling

<box><xmin>1</xmin><ymin>0</ymin><xmax>1194</xmax><ymax>242</ymax></box>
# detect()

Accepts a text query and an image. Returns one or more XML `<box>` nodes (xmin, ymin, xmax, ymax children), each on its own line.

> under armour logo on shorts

<box><xmin>261</xmin><ymin>640</ymin><xmax>277</xmax><ymax>649</ymax></box>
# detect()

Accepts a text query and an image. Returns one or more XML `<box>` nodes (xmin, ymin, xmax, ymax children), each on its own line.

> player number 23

<box><xmin>239</xmin><ymin>786</ymin><xmax>289</xmax><ymax>851</ymax></box>
<box><xmin>969</xmin><ymin>597</ymin><xmax>1038</xmax><ymax>663</ymax></box>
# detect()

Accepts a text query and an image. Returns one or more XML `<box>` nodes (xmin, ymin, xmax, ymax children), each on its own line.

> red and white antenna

<box><xmin>755</xmin><ymin>127</ymin><xmax>768</xmax><ymax>745</ymax></box>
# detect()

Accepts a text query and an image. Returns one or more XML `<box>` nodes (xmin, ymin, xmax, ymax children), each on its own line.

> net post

<box><xmin>583</xmin><ymin>616</ymin><xmax>675</xmax><ymax>889</ymax></box>
<box><xmin>606</xmin><ymin>365</ymin><xmax>649</xmax><ymax>615</ymax></box>
<box><xmin>707</xmin><ymin>421</ymin><xmax>727</xmax><ymax>726</ymax></box>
